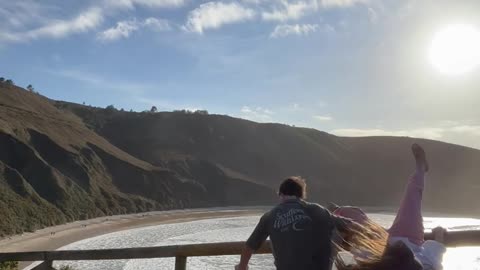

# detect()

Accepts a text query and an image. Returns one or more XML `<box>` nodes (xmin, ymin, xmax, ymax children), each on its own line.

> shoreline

<box><xmin>1</xmin><ymin>205</ymin><xmax>477</xmax><ymax>253</ymax></box>
<box><xmin>1</xmin><ymin>206</ymin><xmax>478</xmax><ymax>269</ymax></box>
<box><xmin>0</xmin><ymin>207</ymin><xmax>269</xmax><ymax>269</ymax></box>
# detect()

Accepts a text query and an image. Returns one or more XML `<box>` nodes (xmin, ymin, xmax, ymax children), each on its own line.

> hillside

<box><xmin>1</xmin><ymin>82</ymin><xmax>480</xmax><ymax>236</ymax></box>
<box><xmin>0</xmin><ymin>83</ymin><xmax>274</xmax><ymax>236</ymax></box>
<box><xmin>59</xmin><ymin>102</ymin><xmax>480</xmax><ymax>216</ymax></box>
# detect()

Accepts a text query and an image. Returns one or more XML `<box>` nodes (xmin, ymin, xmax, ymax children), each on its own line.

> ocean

<box><xmin>45</xmin><ymin>213</ymin><xmax>480</xmax><ymax>270</ymax></box>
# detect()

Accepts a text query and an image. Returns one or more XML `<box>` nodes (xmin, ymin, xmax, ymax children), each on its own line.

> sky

<box><xmin>1</xmin><ymin>0</ymin><xmax>480</xmax><ymax>149</ymax></box>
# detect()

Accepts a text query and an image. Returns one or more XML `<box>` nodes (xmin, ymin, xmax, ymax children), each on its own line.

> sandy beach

<box><xmin>0</xmin><ymin>207</ymin><xmax>267</xmax><ymax>269</ymax></box>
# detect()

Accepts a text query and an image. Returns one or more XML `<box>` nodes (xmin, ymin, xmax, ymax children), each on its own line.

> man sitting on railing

<box><xmin>236</xmin><ymin>176</ymin><xmax>358</xmax><ymax>270</ymax></box>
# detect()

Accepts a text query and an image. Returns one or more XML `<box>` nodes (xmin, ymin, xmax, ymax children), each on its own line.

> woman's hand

<box><xmin>432</xmin><ymin>226</ymin><xmax>447</xmax><ymax>243</ymax></box>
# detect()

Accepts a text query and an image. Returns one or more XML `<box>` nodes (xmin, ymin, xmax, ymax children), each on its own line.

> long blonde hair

<box><xmin>334</xmin><ymin>220</ymin><xmax>389</xmax><ymax>270</ymax></box>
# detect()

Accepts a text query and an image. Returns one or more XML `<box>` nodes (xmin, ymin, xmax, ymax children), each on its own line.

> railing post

<box><xmin>175</xmin><ymin>256</ymin><xmax>187</xmax><ymax>270</ymax></box>
<box><xmin>32</xmin><ymin>260</ymin><xmax>54</xmax><ymax>270</ymax></box>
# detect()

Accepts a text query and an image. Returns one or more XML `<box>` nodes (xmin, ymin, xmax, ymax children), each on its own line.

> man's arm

<box><xmin>236</xmin><ymin>214</ymin><xmax>270</xmax><ymax>270</ymax></box>
<box><xmin>236</xmin><ymin>246</ymin><xmax>254</xmax><ymax>270</ymax></box>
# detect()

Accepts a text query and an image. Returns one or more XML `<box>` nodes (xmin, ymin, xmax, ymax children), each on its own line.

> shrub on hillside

<box><xmin>0</xmin><ymin>261</ymin><xmax>18</xmax><ymax>270</ymax></box>
<box><xmin>194</xmin><ymin>110</ymin><xmax>208</xmax><ymax>115</ymax></box>
<box><xmin>105</xmin><ymin>105</ymin><xmax>117</xmax><ymax>114</ymax></box>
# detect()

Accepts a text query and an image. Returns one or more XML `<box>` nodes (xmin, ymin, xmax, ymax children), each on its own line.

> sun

<box><xmin>429</xmin><ymin>24</ymin><xmax>480</xmax><ymax>75</ymax></box>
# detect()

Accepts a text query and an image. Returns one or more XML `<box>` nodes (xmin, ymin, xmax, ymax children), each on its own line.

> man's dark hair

<box><xmin>278</xmin><ymin>176</ymin><xmax>307</xmax><ymax>199</ymax></box>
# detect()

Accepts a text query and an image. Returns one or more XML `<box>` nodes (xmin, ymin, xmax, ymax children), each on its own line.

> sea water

<box><xmin>49</xmin><ymin>213</ymin><xmax>480</xmax><ymax>270</ymax></box>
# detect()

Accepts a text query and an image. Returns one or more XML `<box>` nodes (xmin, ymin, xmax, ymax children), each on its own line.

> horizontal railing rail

<box><xmin>1</xmin><ymin>230</ymin><xmax>479</xmax><ymax>270</ymax></box>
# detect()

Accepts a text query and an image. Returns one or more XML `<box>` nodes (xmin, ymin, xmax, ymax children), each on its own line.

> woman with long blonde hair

<box><xmin>334</xmin><ymin>144</ymin><xmax>446</xmax><ymax>270</ymax></box>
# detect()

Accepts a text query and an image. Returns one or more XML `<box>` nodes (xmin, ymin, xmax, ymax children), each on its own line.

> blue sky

<box><xmin>1</xmin><ymin>0</ymin><xmax>480</xmax><ymax>149</ymax></box>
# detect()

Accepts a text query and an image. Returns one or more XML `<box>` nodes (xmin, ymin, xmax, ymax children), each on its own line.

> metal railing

<box><xmin>1</xmin><ymin>230</ymin><xmax>480</xmax><ymax>270</ymax></box>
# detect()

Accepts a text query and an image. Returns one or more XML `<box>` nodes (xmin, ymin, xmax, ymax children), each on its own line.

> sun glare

<box><xmin>429</xmin><ymin>24</ymin><xmax>480</xmax><ymax>75</ymax></box>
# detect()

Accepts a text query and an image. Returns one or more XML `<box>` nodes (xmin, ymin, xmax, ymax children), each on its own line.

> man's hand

<box><xmin>237</xmin><ymin>245</ymin><xmax>253</xmax><ymax>270</ymax></box>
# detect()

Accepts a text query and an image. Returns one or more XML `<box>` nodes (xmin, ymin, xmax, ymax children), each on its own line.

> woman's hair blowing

<box><xmin>334</xmin><ymin>220</ymin><xmax>424</xmax><ymax>270</ymax></box>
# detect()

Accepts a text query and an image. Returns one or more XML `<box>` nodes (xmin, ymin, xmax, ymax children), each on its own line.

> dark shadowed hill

<box><xmin>1</xmin><ymin>82</ymin><xmax>480</xmax><ymax>236</ymax></box>
<box><xmin>0</xmin><ymin>83</ymin><xmax>273</xmax><ymax>236</ymax></box>
<box><xmin>60</xmin><ymin>101</ymin><xmax>480</xmax><ymax>216</ymax></box>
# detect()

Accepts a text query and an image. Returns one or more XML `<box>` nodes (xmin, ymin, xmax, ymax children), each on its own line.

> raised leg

<box><xmin>388</xmin><ymin>144</ymin><xmax>428</xmax><ymax>246</ymax></box>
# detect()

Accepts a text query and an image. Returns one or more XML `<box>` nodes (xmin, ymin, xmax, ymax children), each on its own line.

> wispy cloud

<box><xmin>0</xmin><ymin>7</ymin><xmax>103</xmax><ymax>43</ymax></box>
<box><xmin>143</xmin><ymin>17</ymin><xmax>172</xmax><ymax>31</ymax></box>
<box><xmin>290</xmin><ymin>103</ymin><xmax>301</xmax><ymax>111</ymax></box>
<box><xmin>313</xmin><ymin>115</ymin><xmax>333</xmax><ymax>121</ymax></box>
<box><xmin>135</xmin><ymin>97</ymin><xmax>203</xmax><ymax>111</ymax></box>
<box><xmin>331</xmin><ymin>128</ymin><xmax>444</xmax><ymax>139</ymax></box>
<box><xmin>260</xmin><ymin>0</ymin><xmax>369</xmax><ymax>22</ymax></box>
<box><xmin>331</xmin><ymin>123</ymin><xmax>480</xmax><ymax>149</ymax></box>
<box><xmin>0</xmin><ymin>1</ymin><xmax>54</xmax><ymax>29</ymax></box>
<box><xmin>0</xmin><ymin>0</ymin><xmax>183</xmax><ymax>44</ymax></box>
<box><xmin>0</xmin><ymin>0</ymin><xmax>371</xmax><ymax>43</ymax></box>
<box><xmin>270</xmin><ymin>23</ymin><xmax>330</xmax><ymax>38</ymax></box>
<box><xmin>367</xmin><ymin>7</ymin><xmax>378</xmax><ymax>23</ymax></box>
<box><xmin>240</xmin><ymin>106</ymin><xmax>274</xmax><ymax>122</ymax></box>
<box><xmin>103</xmin><ymin>0</ymin><xmax>186</xmax><ymax>9</ymax></box>
<box><xmin>262</xmin><ymin>0</ymin><xmax>311</xmax><ymax>22</ymax></box>
<box><xmin>184</xmin><ymin>2</ymin><xmax>256</xmax><ymax>33</ymax></box>
<box><xmin>45</xmin><ymin>69</ymin><xmax>155</xmax><ymax>95</ymax></box>
<box><xmin>449</xmin><ymin>125</ymin><xmax>480</xmax><ymax>136</ymax></box>
<box><xmin>320</xmin><ymin>0</ymin><xmax>370</xmax><ymax>8</ymax></box>
<box><xmin>242</xmin><ymin>0</ymin><xmax>269</xmax><ymax>4</ymax></box>
<box><xmin>97</xmin><ymin>17</ymin><xmax>170</xmax><ymax>42</ymax></box>
<box><xmin>97</xmin><ymin>20</ymin><xmax>139</xmax><ymax>41</ymax></box>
